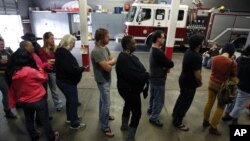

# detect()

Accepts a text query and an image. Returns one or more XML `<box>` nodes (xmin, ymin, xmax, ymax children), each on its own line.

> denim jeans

<box><xmin>230</xmin><ymin>89</ymin><xmax>250</xmax><ymax>118</ymax></box>
<box><xmin>56</xmin><ymin>80</ymin><xmax>80</xmax><ymax>127</ymax></box>
<box><xmin>0</xmin><ymin>75</ymin><xmax>10</xmax><ymax>110</ymax></box>
<box><xmin>97</xmin><ymin>81</ymin><xmax>111</xmax><ymax>130</ymax></box>
<box><xmin>202</xmin><ymin>56</ymin><xmax>211</xmax><ymax>68</ymax></box>
<box><xmin>48</xmin><ymin>73</ymin><xmax>63</xmax><ymax>109</ymax></box>
<box><xmin>20</xmin><ymin>98</ymin><xmax>55</xmax><ymax>141</ymax></box>
<box><xmin>172</xmin><ymin>84</ymin><xmax>196</xmax><ymax>127</ymax></box>
<box><xmin>148</xmin><ymin>84</ymin><xmax>165</xmax><ymax>121</ymax></box>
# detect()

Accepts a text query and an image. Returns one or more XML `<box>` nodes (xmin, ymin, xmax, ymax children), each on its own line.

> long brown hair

<box><xmin>42</xmin><ymin>32</ymin><xmax>55</xmax><ymax>54</ymax></box>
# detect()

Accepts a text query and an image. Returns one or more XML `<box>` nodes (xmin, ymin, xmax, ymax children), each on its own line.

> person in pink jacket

<box><xmin>6</xmin><ymin>43</ymin><xmax>59</xmax><ymax>141</ymax></box>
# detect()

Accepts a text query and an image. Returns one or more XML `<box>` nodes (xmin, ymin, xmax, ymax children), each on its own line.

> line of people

<box><xmin>1</xmin><ymin>29</ymin><xmax>250</xmax><ymax>141</ymax></box>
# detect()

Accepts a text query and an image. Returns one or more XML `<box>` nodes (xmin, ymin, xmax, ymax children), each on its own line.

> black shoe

<box><xmin>77</xmin><ymin>102</ymin><xmax>81</xmax><ymax>106</ymax></box>
<box><xmin>4</xmin><ymin>109</ymin><xmax>17</xmax><ymax>119</ymax></box>
<box><xmin>222</xmin><ymin>113</ymin><xmax>232</xmax><ymax>121</ymax></box>
<box><xmin>209</xmin><ymin>127</ymin><xmax>222</xmax><ymax>136</ymax></box>
<box><xmin>49</xmin><ymin>116</ymin><xmax>53</xmax><ymax>120</ymax></box>
<box><xmin>202</xmin><ymin>120</ymin><xmax>210</xmax><ymax>128</ymax></box>
<box><xmin>149</xmin><ymin>119</ymin><xmax>163</xmax><ymax>127</ymax></box>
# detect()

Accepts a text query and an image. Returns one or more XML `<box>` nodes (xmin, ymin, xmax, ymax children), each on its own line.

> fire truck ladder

<box><xmin>207</xmin><ymin>28</ymin><xmax>250</xmax><ymax>43</ymax></box>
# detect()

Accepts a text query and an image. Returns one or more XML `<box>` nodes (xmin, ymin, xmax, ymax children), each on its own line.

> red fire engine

<box><xmin>118</xmin><ymin>2</ymin><xmax>250</xmax><ymax>49</ymax></box>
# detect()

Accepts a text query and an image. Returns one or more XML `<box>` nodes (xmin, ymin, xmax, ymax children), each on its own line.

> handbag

<box><xmin>217</xmin><ymin>61</ymin><xmax>239</xmax><ymax>106</ymax></box>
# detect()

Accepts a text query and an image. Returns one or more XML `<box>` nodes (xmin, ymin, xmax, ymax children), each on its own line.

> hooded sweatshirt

<box><xmin>8</xmin><ymin>66</ymin><xmax>47</xmax><ymax>108</ymax></box>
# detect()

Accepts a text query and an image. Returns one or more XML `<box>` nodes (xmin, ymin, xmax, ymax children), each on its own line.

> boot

<box><xmin>231</xmin><ymin>118</ymin><xmax>238</xmax><ymax>125</ymax></box>
<box><xmin>127</xmin><ymin>127</ymin><xmax>137</xmax><ymax>141</ymax></box>
<box><xmin>4</xmin><ymin>109</ymin><xmax>17</xmax><ymax>119</ymax></box>
<box><xmin>120</xmin><ymin>116</ymin><xmax>129</xmax><ymax>131</ymax></box>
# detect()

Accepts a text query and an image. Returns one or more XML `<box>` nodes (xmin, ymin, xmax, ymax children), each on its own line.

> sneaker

<box><xmin>102</xmin><ymin>128</ymin><xmax>114</xmax><ymax>137</ymax></box>
<box><xmin>70</xmin><ymin>123</ymin><xmax>86</xmax><ymax>130</ymax></box>
<box><xmin>66</xmin><ymin>116</ymin><xmax>82</xmax><ymax>124</ymax></box>
<box><xmin>175</xmin><ymin>124</ymin><xmax>189</xmax><ymax>131</ymax></box>
<box><xmin>4</xmin><ymin>109</ymin><xmax>17</xmax><ymax>119</ymax></box>
<box><xmin>108</xmin><ymin>115</ymin><xmax>115</xmax><ymax>120</ymax></box>
<box><xmin>149</xmin><ymin>119</ymin><xmax>163</xmax><ymax>127</ymax></box>
<box><xmin>77</xmin><ymin>102</ymin><xmax>82</xmax><ymax>106</ymax></box>
<box><xmin>56</xmin><ymin>107</ymin><xmax>62</xmax><ymax>112</ymax></box>
<box><xmin>209</xmin><ymin>127</ymin><xmax>222</xmax><ymax>136</ymax></box>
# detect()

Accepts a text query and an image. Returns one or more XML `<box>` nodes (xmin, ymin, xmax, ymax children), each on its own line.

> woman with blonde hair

<box><xmin>55</xmin><ymin>34</ymin><xmax>85</xmax><ymax>129</ymax></box>
<box><xmin>39</xmin><ymin>32</ymin><xmax>63</xmax><ymax>111</ymax></box>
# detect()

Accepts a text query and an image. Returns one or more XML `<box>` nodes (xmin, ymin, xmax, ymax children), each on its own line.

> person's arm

<box><xmin>92</xmin><ymin>49</ymin><xmax>114</xmax><ymax>72</ymax></box>
<box><xmin>194</xmin><ymin>69</ymin><xmax>202</xmax><ymax>87</ymax></box>
<box><xmin>99</xmin><ymin>60</ymin><xmax>113</xmax><ymax>72</ymax></box>
<box><xmin>107</xmin><ymin>55</ymin><xmax>116</xmax><ymax>66</ymax></box>
<box><xmin>153</xmin><ymin>49</ymin><xmax>174</xmax><ymax>68</ymax></box>
<box><xmin>193</xmin><ymin>55</ymin><xmax>202</xmax><ymax>87</ymax></box>
<box><xmin>56</xmin><ymin>50</ymin><xmax>83</xmax><ymax>76</ymax></box>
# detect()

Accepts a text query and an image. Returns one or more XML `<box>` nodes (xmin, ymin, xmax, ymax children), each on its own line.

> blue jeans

<box><xmin>0</xmin><ymin>75</ymin><xmax>10</xmax><ymax>110</ymax></box>
<box><xmin>148</xmin><ymin>84</ymin><xmax>165</xmax><ymax>121</ymax></box>
<box><xmin>97</xmin><ymin>81</ymin><xmax>111</xmax><ymax>130</ymax></box>
<box><xmin>202</xmin><ymin>56</ymin><xmax>212</xmax><ymax>68</ymax></box>
<box><xmin>56</xmin><ymin>80</ymin><xmax>80</xmax><ymax>127</ymax></box>
<box><xmin>20</xmin><ymin>98</ymin><xmax>55</xmax><ymax>141</ymax></box>
<box><xmin>48</xmin><ymin>73</ymin><xmax>63</xmax><ymax>109</ymax></box>
<box><xmin>230</xmin><ymin>89</ymin><xmax>250</xmax><ymax>118</ymax></box>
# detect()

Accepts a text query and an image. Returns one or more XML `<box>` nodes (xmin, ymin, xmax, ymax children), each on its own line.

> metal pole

<box><xmin>79</xmin><ymin>0</ymin><xmax>88</xmax><ymax>44</ymax></box>
<box><xmin>79</xmin><ymin>0</ymin><xmax>90</xmax><ymax>71</ymax></box>
<box><xmin>165</xmin><ymin>0</ymin><xmax>180</xmax><ymax>60</ymax></box>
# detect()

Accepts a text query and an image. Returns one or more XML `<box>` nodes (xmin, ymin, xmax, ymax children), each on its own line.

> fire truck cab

<box><xmin>124</xmin><ymin>3</ymin><xmax>188</xmax><ymax>46</ymax></box>
<box><xmin>120</xmin><ymin>2</ymin><xmax>250</xmax><ymax>49</ymax></box>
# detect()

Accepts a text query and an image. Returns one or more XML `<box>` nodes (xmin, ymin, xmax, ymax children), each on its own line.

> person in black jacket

<box><xmin>229</xmin><ymin>45</ymin><xmax>250</xmax><ymax>124</ymax></box>
<box><xmin>147</xmin><ymin>30</ymin><xmax>174</xmax><ymax>127</ymax></box>
<box><xmin>116</xmin><ymin>36</ymin><xmax>149</xmax><ymax>141</ymax></box>
<box><xmin>55</xmin><ymin>34</ymin><xmax>85</xmax><ymax>129</ymax></box>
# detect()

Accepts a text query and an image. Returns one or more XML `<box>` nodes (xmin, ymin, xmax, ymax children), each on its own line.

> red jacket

<box><xmin>32</xmin><ymin>53</ymin><xmax>52</xmax><ymax>71</ymax></box>
<box><xmin>8</xmin><ymin>66</ymin><xmax>48</xmax><ymax>108</ymax></box>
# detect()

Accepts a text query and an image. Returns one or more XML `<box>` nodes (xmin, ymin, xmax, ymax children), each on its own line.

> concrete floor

<box><xmin>0</xmin><ymin>41</ymin><xmax>249</xmax><ymax>141</ymax></box>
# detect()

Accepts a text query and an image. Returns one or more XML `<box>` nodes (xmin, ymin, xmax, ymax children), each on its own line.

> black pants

<box><xmin>21</xmin><ymin>98</ymin><xmax>55</xmax><ymax>141</ymax></box>
<box><xmin>118</xmin><ymin>87</ymin><xmax>141</xmax><ymax>128</ymax></box>
<box><xmin>172</xmin><ymin>84</ymin><xmax>196</xmax><ymax>127</ymax></box>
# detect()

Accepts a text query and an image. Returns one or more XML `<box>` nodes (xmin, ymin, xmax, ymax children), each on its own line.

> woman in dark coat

<box><xmin>115</xmin><ymin>35</ymin><xmax>149</xmax><ymax>141</ymax></box>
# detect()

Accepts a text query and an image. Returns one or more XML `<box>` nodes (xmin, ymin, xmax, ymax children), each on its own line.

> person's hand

<box><xmin>48</xmin><ymin>59</ymin><xmax>55</xmax><ymax>65</ymax></box>
<box><xmin>0</xmin><ymin>59</ymin><xmax>7</xmax><ymax>64</ymax></box>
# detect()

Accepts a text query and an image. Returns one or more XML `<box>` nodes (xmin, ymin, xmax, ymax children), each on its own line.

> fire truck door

<box><xmin>153</xmin><ymin>9</ymin><xmax>168</xmax><ymax>27</ymax></box>
<box><xmin>137</xmin><ymin>8</ymin><xmax>154</xmax><ymax>27</ymax></box>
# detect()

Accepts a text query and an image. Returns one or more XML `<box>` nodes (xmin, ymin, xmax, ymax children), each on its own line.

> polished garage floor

<box><xmin>0</xmin><ymin>41</ymin><xmax>249</xmax><ymax>141</ymax></box>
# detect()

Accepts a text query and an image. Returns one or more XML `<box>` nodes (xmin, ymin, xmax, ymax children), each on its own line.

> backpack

<box><xmin>217</xmin><ymin>77</ymin><xmax>238</xmax><ymax>106</ymax></box>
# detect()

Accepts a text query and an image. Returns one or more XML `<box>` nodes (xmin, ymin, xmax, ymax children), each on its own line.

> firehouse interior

<box><xmin>0</xmin><ymin>0</ymin><xmax>250</xmax><ymax>141</ymax></box>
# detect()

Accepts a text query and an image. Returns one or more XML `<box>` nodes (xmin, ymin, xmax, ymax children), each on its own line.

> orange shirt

<box><xmin>210</xmin><ymin>55</ymin><xmax>237</xmax><ymax>84</ymax></box>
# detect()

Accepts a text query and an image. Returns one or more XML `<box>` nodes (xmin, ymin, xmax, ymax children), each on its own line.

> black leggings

<box><xmin>118</xmin><ymin>88</ymin><xmax>141</xmax><ymax>128</ymax></box>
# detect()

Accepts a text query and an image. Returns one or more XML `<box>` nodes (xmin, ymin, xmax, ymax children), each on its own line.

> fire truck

<box><xmin>118</xmin><ymin>2</ymin><xmax>250</xmax><ymax>49</ymax></box>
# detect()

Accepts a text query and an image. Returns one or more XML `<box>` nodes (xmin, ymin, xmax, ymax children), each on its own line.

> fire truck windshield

<box><xmin>126</xmin><ymin>6</ymin><xmax>137</xmax><ymax>22</ymax></box>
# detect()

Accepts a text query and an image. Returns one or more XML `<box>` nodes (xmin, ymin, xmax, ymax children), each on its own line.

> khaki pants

<box><xmin>203</xmin><ymin>80</ymin><xmax>226</xmax><ymax>129</ymax></box>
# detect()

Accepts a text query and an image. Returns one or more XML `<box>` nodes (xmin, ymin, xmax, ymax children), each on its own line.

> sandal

<box><xmin>102</xmin><ymin>128</ymin><xmax>114</xmax><ymax>137</ymax></box>
<box><xmin>54</xmin><ymin>131</ymin><xmax>59</xmax><ymax>140</ymax></box>
<box><xmin>108</xmin><ymin>115</ymin><xmax>115</xmax><ymax>120</ymax></box>
<box><xmin>176</xmin><ymin>124</ymin><xmax>189</xmax><ymax>131</ymax></box>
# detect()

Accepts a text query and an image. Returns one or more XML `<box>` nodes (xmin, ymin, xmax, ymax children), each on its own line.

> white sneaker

<box><xmin>65</xmin><ymin>116</ymin><xmax>82</xmax><ymax>124</ymax></box>
<box><xmin>70</xmin><ymin>123</ymin><xmax>86</xmax><ymax>130</ymax></box>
